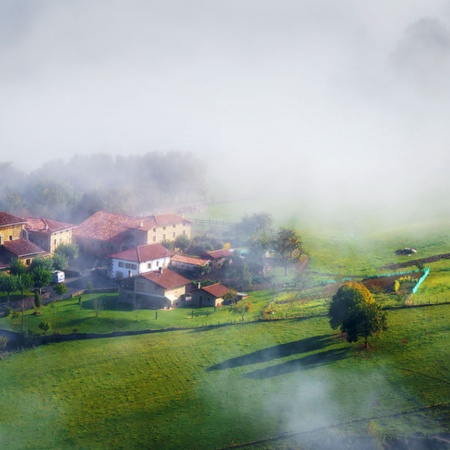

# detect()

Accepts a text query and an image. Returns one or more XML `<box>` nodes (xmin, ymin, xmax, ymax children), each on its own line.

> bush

<box><xmin>4</xmin><ymin>306</ymin><xmax>13</xmax><ymax>318</ymax></box>
<box><xmin>34</xmin><ymin>291</ymin><xmax>41</xmax><ymax>308</ymax></box>
<box><xmin>53</xmin><ymin>283</ymin><xmax>68</xmax><ymax>295</ymax></box>
<box><xmin>38</xmin><ymin>320</ymin><xmax>51</xmax><ymax>334</ymax></box>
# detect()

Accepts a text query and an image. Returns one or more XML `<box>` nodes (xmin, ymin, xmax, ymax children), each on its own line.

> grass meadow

<box><xmin>1</xmin><ymin>194</ymin><xmax>450</xmax><ymax>448</ymax></box>
<box><xmin>0</xmin><ymin>305</ymin><xmax>448</xmax><ymax>449</ymax></box>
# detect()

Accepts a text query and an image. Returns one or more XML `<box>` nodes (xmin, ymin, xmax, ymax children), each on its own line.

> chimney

<box><xmin>197</xmin><ymin>282</ymin><xmax>201</xmax><ymax>290</ymax></box>
<box><xmin>159</xmin><ymin>267</ymin><xmax>163</xmax><ymax>274</ymax></box>
<box><xmin>140</xmin><ymin>221</ymin><xmax>144</xmax><ymax>228</ymax></box>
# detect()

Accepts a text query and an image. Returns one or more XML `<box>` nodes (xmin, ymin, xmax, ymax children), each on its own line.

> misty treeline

<box><xmin>0</xmin><ymin>152</ymin><xmax>208</xmax><ymax>223</ymax></box>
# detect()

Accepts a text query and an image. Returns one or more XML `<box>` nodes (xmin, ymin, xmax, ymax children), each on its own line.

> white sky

<box><xmin>1</xmin><ymin>0</ymin><xmax>450</xmax><ymax>215</ymax></box>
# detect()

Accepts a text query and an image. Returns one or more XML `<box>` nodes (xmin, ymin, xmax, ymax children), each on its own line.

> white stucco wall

<box><xmin>109</xmin><ymin>255</ymin><xmax>171</xmax><ymax>279</ymax></box>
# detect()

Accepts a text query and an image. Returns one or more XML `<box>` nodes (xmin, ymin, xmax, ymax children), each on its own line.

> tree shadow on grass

<box><xmin>207</xmin><ymin>334</ymin><xmax>335</xmax><ymax>372</ymax></box>
<box><xmin>241</xmin><ymin>347</ymin><xmax>349</xmax><ymax>379</ymax></box>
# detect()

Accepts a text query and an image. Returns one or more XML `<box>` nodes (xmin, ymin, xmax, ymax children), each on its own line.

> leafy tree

<box><xmin>52</xmin><ymin>253</ymin><xmax>69</xmax><ymax>271</ymax></box>
<box><xmin>271</xmin><ymin>228</ymin><xmax>303</xmax><ymax>275</ymax></box>
<box><xmin>0</xmin><ymin>273</ymin><xmax>17</xmax><ymax>302</ymax></box>
<box><xmin>93</xmin><ymin>297</ymin><xmax>104</xmax><ymax>317</ymax></box>
<box><xmin>9</xmin><ymin>259</ymin><xmax>28</xmax><ymax>277</ymax></box>
<box><xmin>15</xmin><ymin>273</ymin><xmax>32</xmax><ymax>331</ymax></box>
<box><xmin>161</xmin><ymin>239</ymin><xmax>174</xmax><ymax>251</ymax></box>
<box><xmin>230</xmin><ymin>299</ymin><xmax>254</xmax><ymax>322</ymax></box>
<box><xmin>329</xmin><ymin>282</ymin><xmax>388</xmax><ymax>348</ymax></box>
<box><xmin>233</xmin><ymin>212</ymin><xmax>273</xmax><ymax>247</ymax></box>
<box><xmin>54</xmin><ymin>242</ymin><xmax>79</xmax><ymax>261</ymax></box>
<box><xmin>30</xmin><ymin>256</ymin><xmax>54</xmax><ymax>272</ymax></box>
<box><xmin>174</xmin><ymin>234</ymin><xmax>190</xmax><ymax>253</ymax></box>
<box><xmin>30</xmin><ymin>266</ymin><xmax>53</xmax><ymax>294</ymax></box>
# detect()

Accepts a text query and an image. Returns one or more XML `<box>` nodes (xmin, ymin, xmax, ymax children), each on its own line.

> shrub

<box><xmin>38</xmin><ymin>321</ymin><xmax>51</xmax><ymax>334</ymax></box>
<box><xmin>53</xmin><ymin>283</ymin><xmax>68</xmax><ymax>295</ymax></box>
<box><xmin>4</xmin><ymin>306</ymin><xmax>13</xmax><ymax>318</ymax></box>
<box><xmin>34</xmin><ymin>291</ymin><xmax>41</xmax><ymax>308</ymax></box>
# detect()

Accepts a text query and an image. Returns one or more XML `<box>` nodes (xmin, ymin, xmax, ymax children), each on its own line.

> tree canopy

<box><xmin>329</xmin><ymin>282</ymin><xmax>388</xmax><ymax>347</ymax></box>
<box><xmin>271</xmin><ymin>228</ymin><xmax>303</xmax><ymax>275</ymax></box>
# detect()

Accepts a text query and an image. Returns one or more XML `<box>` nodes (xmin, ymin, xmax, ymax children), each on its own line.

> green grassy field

<box><xmin>0</xmin><ymin>305</ymin><xmax>448</xmax><ymax>449</ymax></box>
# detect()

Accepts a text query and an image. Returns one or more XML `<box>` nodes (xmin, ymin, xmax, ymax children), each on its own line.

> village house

<box><xmin>74</xmin><ymin>211</ymin><xmax>193</xmax><ymax>258</ymax></box>
<box><xmin>169</xmin><ymin>254</ymin><xmax>211</xmax><ymax>274</ymax></box>
<box><xmin>0</xmin><ymin>212</ymin><xmax>48</xmax><ymax>269</ymax></box>
<box><xmin>118</xmin><ymin>267</ymin><xmax>190</xmax><ymax>309</ymax></box>
<box><xmin>108</xmin><ymin>243</ymin><xmax>174</xmax><ymax>279</ymax></box>
<box><xmin>202</xmin><ymin>248</ymin><xmax>233</xmax><ymax>270</ymax></box>
<box><xmin>24</xmin><ymin>217</ymin><xmax>76</xmax><ymax>253</ymax></box>
<box><xmin>191</xmin><ymin>283</ymin><xmax>232</xmax><ymax>307</ymax></box>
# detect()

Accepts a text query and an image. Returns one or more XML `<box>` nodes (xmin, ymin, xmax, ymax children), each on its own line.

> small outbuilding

<box><xmin>191</xmin><ymin>283</ymin><xmax>232</xmax><ymax>307</ymax></box>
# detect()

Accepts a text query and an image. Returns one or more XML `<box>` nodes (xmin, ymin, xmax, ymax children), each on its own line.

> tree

<box><xmin>271</xmin><ymin>228</ymin><xmax>303</xmax><ymax>275</ymax></box>
<box><xmin>9</xmin><ymin>259</ymin><xmax>28</xmax><ymax>277</ymax></box>
<box><xmin>15</xmin><ymin>273</ymin><xmax>32</xmax><ymax>331</ymax></box>
<box><xmin>54</xmin><ymin>242</ymin><xmax>79</xmax><ymax>261</ymax></box>
<box><xmin>174</xmin><ymin>234</ymin><xmax>190</xmax><ymax>253</ymax></box>
<box><xmin>52</xmin><ymin>253</ymin><xmax>69</xmax><ymax>271</ymax></box>
<box><xmin>329</xmin><ymin>282</ymin><xmax>388</xmax><ymax>348</ymax></box>
<box><xmin>30</xmin><ymin>266</ymin><xmax>53</xmax><ymax>294</ymax></box>
<box><xmin>230</xmin><ymin>299</ymin><xmax>254</xmax><ymax>322</ymax></box>
<box><xmin>0</xmin><ymin>272</ymin><xmax>17</xmax><ymax>302</ymax></box>
<box><xmin>30</xmin><ymin>256</ymin><xmax>54</xmax><ymax>272</ymax></box>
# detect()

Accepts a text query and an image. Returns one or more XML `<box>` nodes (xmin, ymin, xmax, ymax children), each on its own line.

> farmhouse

<box><xmin>108</xmin><ymin>243</ymin><xmax>174</xmax><ymax>279</ymax></box>
<box><xmin>0</xmin><ymin>212</ymin><xmax>48</xmax><ymax>269</ymax></box>
<box><xmin>170</xmin><ymin>254</ymin><xmax>211</xmax><ymax>273</ymax></box>
<box><xmin>74</xmin><ymin>211</ymin><xmax>193</xmax><ymax>258</ymax></box>
<box><xmin>25</xmin><ymin>217</ymin><xmax>76</xmax><ymax>253</ymax></box>
<box><xmin>191</xmin><ymin>283</ymin><xmax>232</xmax><ymax>307</ymax></box>
<box><xmin>202</xmin><ymin>248</ymin><xmax>233</xmax><ymax>270</ymax></box>
<box><xmin>118</xmin><ymin>268</ymin><xmax>190</xmax><ymax>309</ymax></box>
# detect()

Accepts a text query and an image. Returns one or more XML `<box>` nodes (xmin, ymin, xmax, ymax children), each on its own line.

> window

<box><xmin>147</xmin><ymin>263</ymin><xmax>152</xmax><ymax>269</ymax></box>
<box><xmin>156</xmin><ymin>261</ymin><xmax>160</xmax><ymax>267</ymax></box>
<box><xmin>118</xmin><ymin>262</ymin><xmax>124</xmax><ymax>268</ymax></box>
<box><xmin>153</xmin><ymin>236</ymin><xmax>156</xmax><ymax>242</ymax></box>
<box><xmin>54</xmin><ymin>239</ymin><xmax>56</xmax><ymax>245</ymax></box>
<box><xmin>163</xmin><ymin>226</ymin><xmax>166</xmax><ymax>230</ymax></box>
<box><xmin>183</xmin><ymin>230</ymin><xmax>186</xmax><ymax>235</ymax></box>
<box><xmin>9</xmin><ymin>236</ymin><xmax>13</xmax><ymax>241</ymax></box>
<box><xmin>153</xmin><ymin>228</ymin><xmax>156</xmax><ymax>232</ymax></box>
<box><xmin>173</xmin><ymin>224</ymin><xmax>176</xmax><ymax>228</ymax></box>
<box><xmin>26</xmin><ymin>259</ymin><xmax>31</xmax><ymax>265</ymax></box>
<box><xmin>173</xmin><ymin>232</ymin><xmax>176</xmax><ymax>238</ymax></box>
<box><xmin>163</xmin><ymin>234</ymin><xmax>166</xmax><ymax>240</ymax></box>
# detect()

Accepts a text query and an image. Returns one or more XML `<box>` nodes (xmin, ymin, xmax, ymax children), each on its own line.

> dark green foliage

<box><xmin>9</xmin><ymin>259</ymin><xmax>28</xmax><ymax>277</ymax></box>
<box><xmin>230</xmin><ymin>299</ymin><xmax>254</xmax><ymax>321</ymax></box>
<box><xmin>0</xmin><ymin>273</ymin><xmax>17</xmax><ymax>302</ymax></box>
<box><xmin>161</xmin><ymin>239</ymin><xmax>174</xmax><ymax>250</ymax></box>
<box><xmin>34</xmin><ymin>291</ymin><xmax>41</xmax><ymax>308</ymax></box>
<box><xmin>30</xmin><ymin>256</ymin><xmax>54</xmax><ymax>272</ymax></box>
<box><xmin>4</xmin><ymin>306</ymin><xmax>13</xmax><ymax>318</ymax></box>
<box><xmin>38</xmin><ymin>320</ymin><xmax>51</xmax><ymax>334</ymax></box>
<box><xmin>53</xmin><ymin>283</ymin><xmax>68</xmax><ymax>295</ymax></box>
<box><xmin>55</xmin><ymin>243</ymin><xmax>79</xmax><ymax>261</ymax></box>
<box><xmin>52</xmin><ymin>253</ymin><xmax>69</xmax><ymax>271</ymax></box>
<box><xmin>30</xmin><ymin>266</ymin><xmax>53</xmax><ymax>294</ymax></box>
<box><xmin>186</xmin><ymin>235</ymin><xmax>223</xmax><ymax>256</ymax></box>
<box><xmin>174</xmin><ymin>234</ymin><xmax>190</xmax><ymax>253</ymax></box>
<box><xmin>329</xmin><ymin>283</ymin><xmax>388</xmax><ymax>347</ymax></box>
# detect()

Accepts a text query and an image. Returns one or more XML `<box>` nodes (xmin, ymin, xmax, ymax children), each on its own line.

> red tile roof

<box><xmin>171</xmin><ymin>254</ymin><xmax>209</xmax><ymax>267</ymax></box>
<box><xmin>74</xmin><ymin>211</ymin><xmax>192</xmax><ymax>242</ymax></box>
<box><xmin>109</xmin><ymin>243</ymin><xmax>174</xmax><ymax>263</ymax></box>
<box><xmin>141</xmin><ymin>268</ymin><xmax>190</xmax><ymax>290</ymax></box>
<box><xmin>0</xmin><ymin>212</ymin><xmax>25</xmax><ymax>227</ymax></box>
<box><xmin>25</xmin><ymin>217</ymin><xmax>76</xmax><ymax>234</ymax></box>
<box><xmin>201</xmin><ymin>283</ymin><xmax>231</xmax><ymax>298</ymax></box>
<box><xmin>203</xmin><ymin>249</ymin><xmax>233</xmax><ymax>260</ymax></box>
<box><xmin>2</xmin><ymin>239</ymin><xmax>47</xmax><ymax>257</ymax></box>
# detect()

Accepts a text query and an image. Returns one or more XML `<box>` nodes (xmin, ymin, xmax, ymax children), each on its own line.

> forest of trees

<box><xmin>0</xmin><ymin>152</ymin><xmax>208</xmax><ymax>224</ymax></box>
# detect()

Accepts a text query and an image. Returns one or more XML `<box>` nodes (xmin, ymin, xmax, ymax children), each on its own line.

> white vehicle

<box><xmin>52</xmin><ymin>270</ymin><xmax>65</xmax><ymax>284</ymax></box>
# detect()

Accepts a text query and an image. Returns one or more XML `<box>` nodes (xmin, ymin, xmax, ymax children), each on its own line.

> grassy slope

<box><xmin>0</xmin><ymin>305</ymin><xmax>448</xmax><ymax>449</ymax></box>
